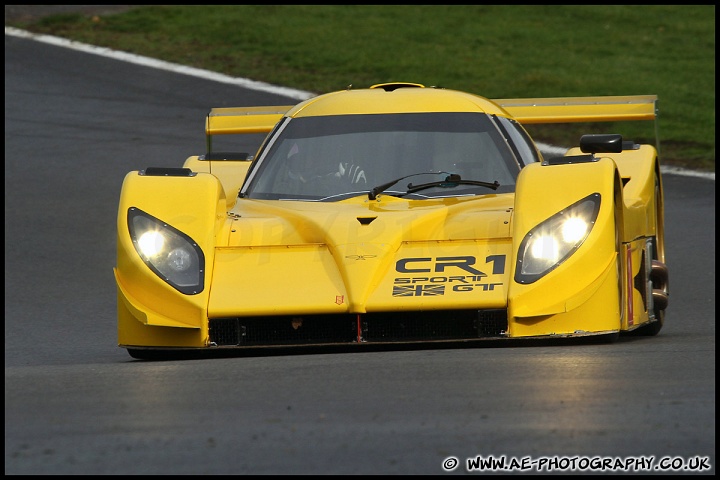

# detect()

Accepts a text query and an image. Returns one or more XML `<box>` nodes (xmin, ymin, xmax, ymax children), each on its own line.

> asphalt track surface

<box><xmin>5</xmin><ymin>20</ymin><xmax>715</xmax><ymax>475</ymax></box>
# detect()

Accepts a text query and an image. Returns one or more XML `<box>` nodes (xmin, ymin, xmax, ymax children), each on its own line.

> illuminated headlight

<box><xmin>515</xmin><ymin>193</ymin><xmax>601</xmax><ymax>284</ymax></box>
<box><xmin>128</xmin><ymin>207</ymin><xmax>205</xmax><ymax>294</ymax></box>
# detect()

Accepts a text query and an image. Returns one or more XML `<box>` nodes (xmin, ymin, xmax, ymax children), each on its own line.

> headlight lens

<box><xmin>515</xmin><ymin>193</ymin><xmax>601</xmax><ymax>284</ymax></box>
<box><xmin>128</xmin><ymin>208</ymin><xmax>205</xmax><ymax>294</ymax></box>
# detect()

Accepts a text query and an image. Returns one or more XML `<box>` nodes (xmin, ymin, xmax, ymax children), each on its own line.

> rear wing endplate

<box><xmin>493</xmin><ymin>95</ymin><xmax>658</xmax><ymax>124</ymax></box>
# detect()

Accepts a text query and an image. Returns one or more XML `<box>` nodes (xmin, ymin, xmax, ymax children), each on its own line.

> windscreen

<box><xmin>243</xmin><ymin>112</ymin><xmax>521</xmax><ymax>201</ymax></box>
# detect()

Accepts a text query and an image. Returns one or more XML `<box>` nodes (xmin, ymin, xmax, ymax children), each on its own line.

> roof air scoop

<box><xmin>370</xmin><ymin>82</ymin><xmax>425</xmax><ymax>92</ymax></box>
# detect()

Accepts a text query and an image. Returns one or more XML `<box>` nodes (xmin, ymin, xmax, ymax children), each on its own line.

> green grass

<box><xmin>9</xmin><ymin>5</ymin><xmax>715</xmax><ymax>171</ymax></box>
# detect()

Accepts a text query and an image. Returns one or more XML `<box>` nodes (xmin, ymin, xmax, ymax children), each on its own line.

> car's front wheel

<box><xmin>630</xmin><ymin>173</ymin><xmax>668</xmax><ymax>336</ymax></box>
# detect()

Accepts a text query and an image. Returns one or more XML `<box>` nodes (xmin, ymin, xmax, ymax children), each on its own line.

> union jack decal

<box><xmin>392</xmin><ymin>284</ymin><xmax>445</xmax><ymax>297</ymax></box>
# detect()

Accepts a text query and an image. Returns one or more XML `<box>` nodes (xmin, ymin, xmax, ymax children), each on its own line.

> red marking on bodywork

<box><xmin>626</xmin><ymin>248</ymin><xmax>634</xmax><ymax>326</ymax></box>
<box><xmin>356</xmin><ymin>314</ymin><xmax>363</xmax><ymax>342</ymax></box>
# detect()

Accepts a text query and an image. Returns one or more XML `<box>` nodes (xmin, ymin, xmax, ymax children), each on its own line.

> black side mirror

<box><xmin>580</xmin><ymin>134</ymin><xmax>623</xmax><ymax>153</ymax></box>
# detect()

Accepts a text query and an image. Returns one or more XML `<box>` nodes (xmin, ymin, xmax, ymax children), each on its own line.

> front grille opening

<box><xmin>210</xmin><ymin>315</ymin><xmax>357</xmax><ymax>346</ymax></box>
<box><xmin>363</xmin><ymin>309</ymin><xmax>506</xmax><ymax>341</ymax></box>
<box><xmin>210</xmin><ymin>310</ymin><xmax>507</xmax><ymax>347</ymax></box>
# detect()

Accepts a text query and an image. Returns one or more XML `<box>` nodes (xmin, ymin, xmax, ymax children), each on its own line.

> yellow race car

<box><xmin>115</xmin><ymin>83</ymin><xmax>669</xmax><ymax>359</ymax></box>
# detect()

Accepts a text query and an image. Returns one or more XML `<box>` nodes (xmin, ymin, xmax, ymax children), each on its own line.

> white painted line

<box><xmin>5</xmin><ymin>26</ymin><xmax>714</xmax><ymax>181</ymax></box>
<box><xmin>659</xmin><ymin>166</ymin><xmax>715</xmax><ymax>180</ymax></box>
<box><xmin>4</xmin><ymin>26</ymin><xmax>315</xmax><ymax>101</ymax></box>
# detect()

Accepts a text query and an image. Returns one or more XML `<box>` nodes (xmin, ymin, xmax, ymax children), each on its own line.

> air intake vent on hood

<box><xmin>357</xmin><ymin>216</ymin><xmax>377</xmax><ymax>225</ymax></box>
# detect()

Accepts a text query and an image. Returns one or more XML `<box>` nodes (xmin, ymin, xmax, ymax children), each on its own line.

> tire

<box><xmin>127</xmin><ymin>347</ymin><xmax>209</xmax><ymax>361</ymax></box>
<box><xmin>629</xmin><ymin>173</ymin><xmax>667</xmax><ymax>336</ymax></box>
<box><xmin>126</xmin><ymin>348</ymin><xmax>164</xmax><ymax>360</ymax></box>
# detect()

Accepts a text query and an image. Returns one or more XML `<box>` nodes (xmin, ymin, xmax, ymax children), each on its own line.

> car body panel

<box><xmin>508</xmin><ymin>158</ymin><xmax>621</xmax><ymax>335</ymax></box>
<box><xmin>209</xmin><ymin>194</ymin><xmax>514</xmax><ymax>316</ymax></box>
<box><xmin>183</xmin><ymin>156</ymin><xmax>250</xmax><ymax>209</ymax></box>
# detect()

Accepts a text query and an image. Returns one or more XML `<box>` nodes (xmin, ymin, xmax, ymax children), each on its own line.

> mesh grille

<box><xmin>210</xmin><ymin>315</ymin><xmax>357</xmax><ymax>346</ymax></box>
<box><xmin>209</xmin><ymin>310</ymin><xmax>507</xmax><ymax>347</ymax></box>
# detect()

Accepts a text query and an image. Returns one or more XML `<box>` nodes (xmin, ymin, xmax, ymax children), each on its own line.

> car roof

<box><xmin>286</xmin><ymin>83</ymin><xmax>512</xmax><ymax>118</ymax></box>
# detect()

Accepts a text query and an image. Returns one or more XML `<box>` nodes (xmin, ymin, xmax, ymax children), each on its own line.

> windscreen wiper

<box><xmin>405</xmin><ymin>173</ymin><xmax>500</xmax><ymax>195</ymax></box>
<box><xmin>369</xmin><ymin>172</ymin><xmax>500</xmax><ymax>200</ymax></box>
<box><xmin>369</xmin><ymin>171</ymin><xmax>460</xmax><ymax>200</ymax></box>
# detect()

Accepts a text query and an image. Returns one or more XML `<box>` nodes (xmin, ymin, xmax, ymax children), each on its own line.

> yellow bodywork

<box><xmin>209</xmin><ymin>195</ymin><xmax>514</xmax><ymax>317</ymax></box>
<box><xmin>116</xmin><ymin>84</ymin><xmax>665</xmax><ymax>351</ymax></box>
